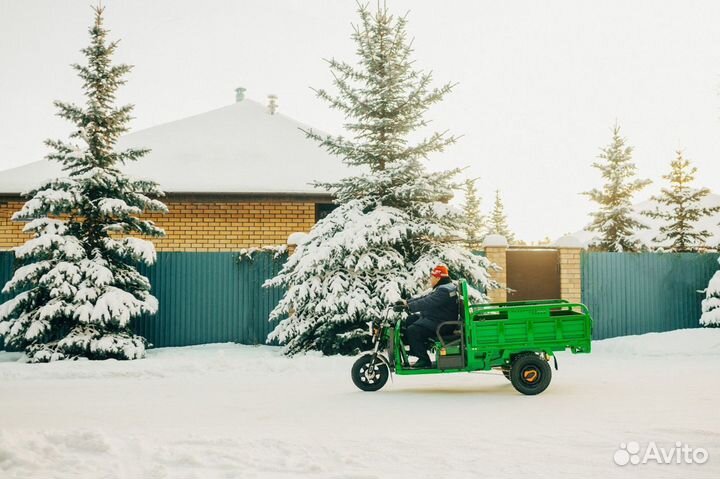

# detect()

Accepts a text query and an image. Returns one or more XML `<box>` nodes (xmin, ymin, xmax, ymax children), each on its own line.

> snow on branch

<box><xmin>13</xmin><ymin>180</ymin><xmax>81</xmax><ymax>221</ymax></box>
<box><xmin>14</xmin><ymin>234</ymin><xmax>85</xmax><ymax>261</ymax></box>
<box><xmin>238</xmin><ymin>245</ymin><xmax>288</xmax><ymax>262</ymax></box>
<box><xmin>75</xmin><ymin>287</ymin><xmax>158</xmax><ymax>327</ymax></box>
<box><xmin>98</xmin><ymin>198</ymin><xmax>142</xmax><ymax>216</ymax></box>
<box><xmin>103</xmin><ymin>237</ymin><xmax>157</xmax><ymax>265</ymax></box>
<box><xmin>700</xmin><ymin>259</ymin><xmax>720</xmax><ymax>327</ymax></box>
<box><xmin>22</xmin><ymin>218</ymin><xmax>68</xmax><ymax>236</ymax></box>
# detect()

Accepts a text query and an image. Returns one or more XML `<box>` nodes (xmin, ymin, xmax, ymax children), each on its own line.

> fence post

<box><xmin>287</xmin><ymin>232</ymin><xmax>308</xmax><ymax>256</ymax></box>
<box><xmin>554</xmin><ymin>235</ymin><xmax>583</xmax><ymax>304</ymax></box>
<box><xmin>483</xmin><ymin>234</ymin><xmax>508</xmax><ymax>303</ymax></box>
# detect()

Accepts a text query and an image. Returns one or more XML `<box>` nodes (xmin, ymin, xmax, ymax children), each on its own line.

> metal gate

<box><xmin>506</xmin><ymin>248</ymin><xmax>560</xmax><ymax>301</ymax></box>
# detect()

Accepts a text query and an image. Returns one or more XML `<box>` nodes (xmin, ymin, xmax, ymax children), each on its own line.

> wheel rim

<box><xmin>520</xmin><ymin>365</ymin><xmax>542</xmax><ymax>387</ymax></box>
<box><xmin>359</xmin><ymin>362</ymin><xmax>384</xmax><ymax>384</ymax></box>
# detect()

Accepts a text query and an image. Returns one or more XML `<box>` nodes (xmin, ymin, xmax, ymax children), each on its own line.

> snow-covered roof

<box><xmin>0</xmin><ymin>99</ymin><xmax>350</xmax><ymax>196</ymax></box>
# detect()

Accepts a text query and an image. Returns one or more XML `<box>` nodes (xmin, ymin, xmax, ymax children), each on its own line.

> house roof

<box><xmin>0</xmin><ymin>99</ymin><xmax>350</xmax><ymax>196</ymax></box>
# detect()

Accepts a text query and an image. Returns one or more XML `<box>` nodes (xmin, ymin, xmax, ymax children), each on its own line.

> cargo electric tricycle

<box><xmin>351</xmin><ymin>280</ymin><xmax>592</xmax><ymax>395</ymax></box>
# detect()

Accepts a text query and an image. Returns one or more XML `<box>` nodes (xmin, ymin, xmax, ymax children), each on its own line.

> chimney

<box><xmin>267</xmin><ymin>94</ymin><xmax>278</xmax><ymax>115</ymax></box>
<box><xmin>235</xmin><ymin>87</ymin><xmax>246</xmax><ymax>103</ymax></box>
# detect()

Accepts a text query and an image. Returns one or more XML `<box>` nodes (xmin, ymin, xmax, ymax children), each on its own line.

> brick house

<box><xmin>0</xmin><ymin>94</ymin><xmax>348</xmax><ymax>251</ymax></box>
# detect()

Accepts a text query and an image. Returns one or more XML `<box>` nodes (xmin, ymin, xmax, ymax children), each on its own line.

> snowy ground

<box><xmin>1</xmin><ymin>329</ymin><xmax>719</xmax><ymax>479</ymax></box>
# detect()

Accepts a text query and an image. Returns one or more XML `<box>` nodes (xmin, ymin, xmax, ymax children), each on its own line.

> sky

<box><xmin>1</xmin><ymin>0</ymin><xmax>720</xmax><ymax>242</ymax></box>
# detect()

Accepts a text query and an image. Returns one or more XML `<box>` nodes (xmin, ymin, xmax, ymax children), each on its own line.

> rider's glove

<box><xmin>392</xmin><ymin>300</ymin><xmax>408</xmax><ymax>312</ymax></box>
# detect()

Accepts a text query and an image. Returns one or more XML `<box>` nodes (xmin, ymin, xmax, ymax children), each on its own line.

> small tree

<box><xmin>265</xmin><ymin>3</ymin><xmax>494</xmax><ymax>355</ymax></box>
<box><xmin>488</xmin><ymin>190</ymin><xmax>515</xmax><ymax>243</ymax></box>
<box><xmin>700</xmin><ymin>258</ymin><xmax>720</xmax><ymax>327</ymax></box>
<box><xmin>642</xmin><ymin>151</ymin><xmax>719</xmax><ymax>252</ymax></box>
<box><xmin>583</xmin><ymin>124</ymin><xmax>651</xmax><ymax>252</ymax></box>
<box><xmin>462</xmin><ymin>178</ymin><xmax>486</xmax><ymax>249</ymax></box>
<box><xmin>0</xmin><ymin>7</ymin><xmax>167</xmax><ymax>362</ymax></box>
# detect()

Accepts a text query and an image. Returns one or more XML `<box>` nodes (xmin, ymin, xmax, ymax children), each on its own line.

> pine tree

<box><xmin>701</xmin><ymin>258</ymin><xmax>720</xmax><ymax>327</ymax></box>
<box><xmin>583</xmin><ymin>124</ymin><xmax>651</xmax><ymax>252</ymax></box>
<box><xmin>0</xmin><ymin>7</ymin><xmax>167</xmax><ymax>362</ymax></box>
<box><xmin>642</xmin><ymin>151</ymin><xmax>719</xmax><ymax>252</ymax></box>
<box><xmin>265</xmin><ymin>3</ymin><xmax>494</xmax><ymax>355</ymax></box>
<box><xmin>488</xmin><ymin>190</ymin><xmax>515</xmax><ymax>243</ymax></box>
<box><xmin>462</xmin><ymin>178</ymin><xmax>486</xmax><ymax>249</ymax></box>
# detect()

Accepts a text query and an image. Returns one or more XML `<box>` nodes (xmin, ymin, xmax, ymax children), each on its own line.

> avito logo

<box><xmin>614</xmin><ymin>441</ymin><xmax>709</xmax><ymax>466</ymax></box>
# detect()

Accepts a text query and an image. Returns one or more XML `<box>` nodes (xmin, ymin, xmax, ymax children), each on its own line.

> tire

<box><xmin>501</xmin><ymin>367</ymin><xmax>511</xmax><ymax>381</ymax></box>
<box><xmin>509</xmin><ymin>353</ymin><xmax>552</xmax><ymax>395</ymax></box>
<box><xmin>351</xmin><ymin>354</ymin><xmax>390</xmax><ymax>392</ymax></box>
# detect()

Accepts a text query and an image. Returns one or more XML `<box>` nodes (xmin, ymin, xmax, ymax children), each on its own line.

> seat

<box><xmin>434</xmin><ymin>290</ymin><xmax>466</xmax><ymax>370</ymax></box>
<box><xmin>436</xmin><ymin>322</ymin><xmax>462</xmax><ymax>345</ymax></box>
<box><xmin>435</xmin><ymin>291</ymin><xmax>465</xmax><ymax>345</ymax></box>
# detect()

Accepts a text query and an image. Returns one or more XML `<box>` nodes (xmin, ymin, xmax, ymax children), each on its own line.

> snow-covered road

<box><xmin>1</xmin><ymin>329</ymin><xmax>719</xmax><ymax>479</ymax></box>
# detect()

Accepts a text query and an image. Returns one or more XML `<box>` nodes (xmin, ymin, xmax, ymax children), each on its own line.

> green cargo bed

<box><xmin>459</xmin><ymin>282</ymin><xmax>592</xmax><ymax>369</ymax></box>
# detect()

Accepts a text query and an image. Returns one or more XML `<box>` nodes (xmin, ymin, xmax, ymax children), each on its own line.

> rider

<box><xmin>395</xmin><ymin>265</ymin><xmax>459</xmax><ymax>368</ymax></box>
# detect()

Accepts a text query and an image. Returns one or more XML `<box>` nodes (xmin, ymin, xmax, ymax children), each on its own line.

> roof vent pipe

<box><xmin>267</xmin><ymin>94</ymin><xmax>278</xmax><ymax>115</ymax></box>
<box><xmin>235</xmin><ymin>87</ymin><xmax>246</xmax><ymax>103</ymax></box>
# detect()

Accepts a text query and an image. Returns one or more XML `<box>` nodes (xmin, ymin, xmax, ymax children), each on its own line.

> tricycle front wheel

<box><xmin>509</xmin><ymin>353</ymin><xmax>552</xmax><ymax>395</ymax></box>
<box><xmin>351</xmin><ymin>354</ymin><xmax>389</xmax><ymax>392</ymax></box>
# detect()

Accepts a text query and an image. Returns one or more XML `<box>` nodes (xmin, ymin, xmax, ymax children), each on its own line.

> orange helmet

<box><xmin>430</xmin><ymin>265</ymin><xmax>449</xmax><ymax>278</ymax></box>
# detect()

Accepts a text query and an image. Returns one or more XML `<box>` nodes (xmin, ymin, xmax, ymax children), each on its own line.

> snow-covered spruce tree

<box><xmin>583</xmin><ymin>124</ymin><xmax>651</xmax><ymax>252</ymax></box>
<box><xmin>488</xmin><ymin>190</ymin><xmax>515</xmax><ymax>243</ymax></box>
<box><xmin>700</xmin><ymin>258</ymin><xmax>720</xmax><ymax>327</ymax></box>
<box><xmin>462</xmin><ymin>178</ymin><xmax>486</xmax><ymax>249</ymax></box>
<box><xmin>0</xmin><ymin>7</ymin><xmax>167</xmax><ymax>362</ymax></box>
<box><xmin>265</xmin><ymin>3</ymin><xmax>494</xmax><ymax>355</ymax></box>
<box><xmin>642</xmin><ymin>151</ymin><xmax>719</xmax><ymax>252</ymax></box>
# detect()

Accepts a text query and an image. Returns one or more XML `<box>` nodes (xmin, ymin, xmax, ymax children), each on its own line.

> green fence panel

<box><xmin>133</xmin><ymin>252</ymin><xmax>285</xmax><ymax>348</ymax></box>
<box><xmin>0</xmin><ymin>251</ymin><xmax>13</xmax><ymax>302</ymax></box>
<box><xmin>0</xmin><ymin>251</ymin><xmax>286</xmax><ymax>350</ymax></box>
<box><xmin>581</xmin><ymin>252</ymin><xmax>719</xmax><ymax>340</ymax></box>
<box><xmin>0</xmin><ymin>251</ymin><xmax>16</xmax><ymax>350</ymax></box>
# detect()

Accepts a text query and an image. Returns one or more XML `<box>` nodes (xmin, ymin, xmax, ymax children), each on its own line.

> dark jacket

<box><xmin>407</xmin><ymin>279</ymin><xmax>459</xmax><ymax>332</ymax></box>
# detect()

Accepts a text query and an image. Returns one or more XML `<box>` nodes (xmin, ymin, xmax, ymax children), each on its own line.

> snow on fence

<box><xmin>1</xmin><ymin>250</ymin><xmax>718</xmax><ymax>351</ymax></box>
<box><xmin>581</xmin><ymin>252</ymin><xmax>720</xmax><ymax>340</ymax></box>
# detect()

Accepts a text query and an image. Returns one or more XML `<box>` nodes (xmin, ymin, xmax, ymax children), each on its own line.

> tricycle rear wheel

<box><xmin>352</xmin><ymin>354</ymin><xmax>389</xmax><ymax>392</ymax></box>
<box><xmin>509</xmin><ymin>353</ymin><xmax>552</xmax><ymax>395</ymax></box>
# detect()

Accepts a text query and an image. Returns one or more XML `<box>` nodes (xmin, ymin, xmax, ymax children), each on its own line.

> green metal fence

<box><xmin>0</xmin><ymin>251</ymin><xmax>286</xmax><ymax>349</ymax></box>
<box><xmin>581</xmin><ymin>252</ymin><xmax>719</xmax><ymax>340</ymax></box>
<box><xmin>133</xmin><ymin>252</ymin><xmax>285</xmax><ymax>347</ymax></box>
<box><xmin>0</xmin><ymin>252</ymin><xmax>13</xmax><ymax>305</ymax></box>
<box><xmin>0</xmin><ymin>252</ymin><xmax>14</xmax><ymax>350</ymax></box>
<box><xmin>2</xmin><ymin>250</ymin><xmax>718</xmax><ymax>350</ymax></box>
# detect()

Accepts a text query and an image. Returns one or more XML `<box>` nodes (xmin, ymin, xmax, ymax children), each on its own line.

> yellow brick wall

<box><xmin>559</xmin><ymin>248</ymin><xmax>582</xmax><ymax>304</ymax></box>
<box><xmin>0</xmin><ymin>199</ymin><xmax>317</xmax><ymax>252</ymax></box>
<box><xmin>0</xmin><ymin>201</ymin><xmax>26</xmax><ymax>250</ymax></box>
<box><xmin>484</xmin><ymin>246</ymin><xmax>507</xmax><ymax>303</ymax></box>
<box><xmin>149</xmin><ymin>201</ymin><xmax>316</xmax><ymax>252</ymax></box>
